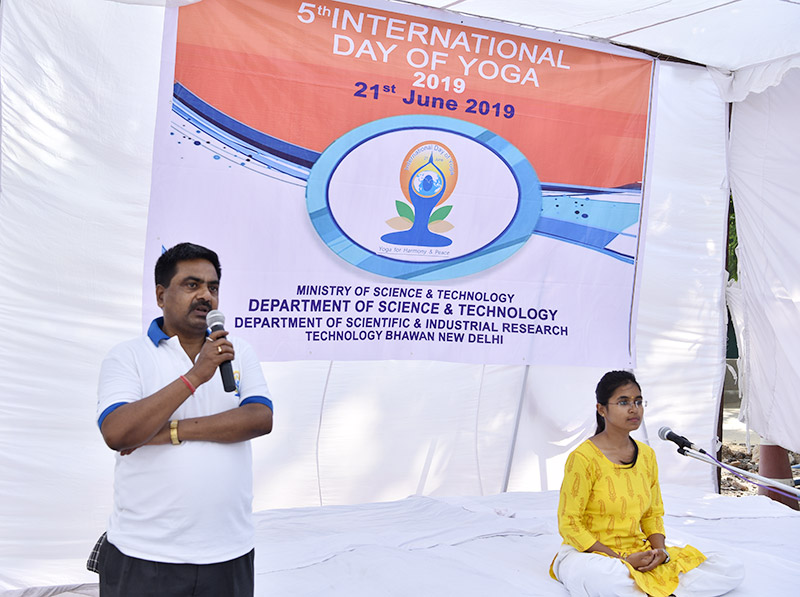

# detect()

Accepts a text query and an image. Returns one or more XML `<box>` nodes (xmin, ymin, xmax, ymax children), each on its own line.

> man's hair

<box><xmin>154</xmin><ymin>243</ymin><xmax>222</xmax><ymax>288</ymax></box>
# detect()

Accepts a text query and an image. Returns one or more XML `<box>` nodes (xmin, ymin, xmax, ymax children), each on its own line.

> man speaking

<box><xmin>95</xmin><ymin>242</ymin><xmax>273</xmax><ymax>596</ymax></box>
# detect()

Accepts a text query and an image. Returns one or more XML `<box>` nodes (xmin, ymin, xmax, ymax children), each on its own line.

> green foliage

<box><xmin>429</xmin><ymin>205</ymin><xmax>452</xmax><ymax>223</ymax></box>
<box><xmin>727</xmin><ymin>196</ymin><xmax>738</xmax><ymax>281</ymax></box>
<box><xmin>395</xmin><ymin>200</ymin><xmax>414</xmax><ymax>222</ymax></box>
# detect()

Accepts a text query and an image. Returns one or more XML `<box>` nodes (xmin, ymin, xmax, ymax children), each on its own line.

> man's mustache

<box><xmin>191</xmin><ymin>300</ymin><xmax>212</xmax><ymax>311</ymax></box>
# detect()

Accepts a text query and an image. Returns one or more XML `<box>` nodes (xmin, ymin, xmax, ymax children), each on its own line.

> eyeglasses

<box><xmin>608</xmin><ymin>399</ymin><xmax>647</xmax><ymax>409</ymax></box>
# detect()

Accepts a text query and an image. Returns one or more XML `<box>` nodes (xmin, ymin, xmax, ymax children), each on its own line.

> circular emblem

<box><xmin>306</xmin><ymin>115</ymin><xmax>542</xmax><ymax>281</ymax></box>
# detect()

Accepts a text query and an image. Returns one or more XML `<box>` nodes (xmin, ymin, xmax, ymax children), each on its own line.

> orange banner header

<box><xmin>176</xmin><ymin>0</ymin><xmax>652</xmax><ymax>187</ymax></box>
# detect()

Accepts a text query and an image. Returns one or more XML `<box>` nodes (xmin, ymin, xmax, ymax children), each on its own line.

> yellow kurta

<box><xmin>550</xmin><ymin>439</ymin><xmax>706</xmax><ymax>597</ymax></box>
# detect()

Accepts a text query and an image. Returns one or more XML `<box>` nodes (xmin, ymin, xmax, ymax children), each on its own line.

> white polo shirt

<box><xmin>97</xmin><ymin>318</ymin><xmax>273</xmax><ymax>564</ymax></box>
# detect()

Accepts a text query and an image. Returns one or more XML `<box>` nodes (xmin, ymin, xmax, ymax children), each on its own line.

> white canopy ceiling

<box><xmin>403</xmin><ymin>0</ymin><xmax>800</xmax><ymax>71</ymax></box>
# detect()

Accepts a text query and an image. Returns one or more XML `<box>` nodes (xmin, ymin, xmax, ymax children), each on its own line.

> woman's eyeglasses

<box><xmin>608</xmin><ymin>399</ymin><xmax>646</xmax><ymax>409</ymax></box>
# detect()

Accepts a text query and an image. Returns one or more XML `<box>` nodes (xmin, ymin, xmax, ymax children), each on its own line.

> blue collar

<box><xmin>147</xmin><ymin>317</ymin><xmax>169</xmax><ymax>347</ymax></box>
<box><xmin>147</xmin><ymin>317</ymin><xmax>211</xmax><ymax>346</ymax></box>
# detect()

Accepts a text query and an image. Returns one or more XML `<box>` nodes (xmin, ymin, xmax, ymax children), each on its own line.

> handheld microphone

<box><xmin>206</xmin><ymin>310</ymin><xmax>236</xmax><ymax>393</ymax></box>
<box><xmin>658</xmin><ymin>426</ymin><xmax>705</xmax><ymax>454</ymax></box>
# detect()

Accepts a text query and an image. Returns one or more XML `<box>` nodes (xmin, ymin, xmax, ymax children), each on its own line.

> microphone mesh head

<box><xmin>657</xmin><ymin>426</ymin><xmax>670</xmax><ymax>441</ymax></box>
<box><xmin>206</xmin><ymin>310</ymin><xmax>225</xmax><ymax>328</ymax></box>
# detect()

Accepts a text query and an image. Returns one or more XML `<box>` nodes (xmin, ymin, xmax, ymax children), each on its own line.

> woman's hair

<box><xmin>594</xmin><ymin>370</ymin><xmax>640</xmax><ymax>467</ymax></box>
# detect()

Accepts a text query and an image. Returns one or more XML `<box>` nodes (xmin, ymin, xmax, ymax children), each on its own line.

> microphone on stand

<box><xmin>658</xmin><ymin>428</ymin><xmax>800</xmax><ymax>500</ymax></box>
<box><xmin>658</xmin><ymin>426</ymin><xmax>706</xmax><ymax>454</ymax></box>
<box><xmin>206</xmin><ymin>310</ymin><xmax>236</xmax><ymax>393</ymax></box>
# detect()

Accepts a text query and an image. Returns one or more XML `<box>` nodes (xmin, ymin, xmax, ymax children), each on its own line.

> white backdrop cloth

<box><xmin>0</xmin><ymin>0</ymin><xmax>750</xmax><ymax>591</ymax></box>
<box><xmin>728</xmin><ymin>66</ymin><xmax>800</xmax><ymax>452</ymax></box>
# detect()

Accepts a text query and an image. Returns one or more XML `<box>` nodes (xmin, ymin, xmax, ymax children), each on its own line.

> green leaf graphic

<box><xmin>396</xmin><ymin>200</ymin><xmax>415</xmax><ymax>222</ymax></box>
<box><xmin>429</xmin><ymin>205</ymin><xmax>452</xmax><ymax>223</ymax></box>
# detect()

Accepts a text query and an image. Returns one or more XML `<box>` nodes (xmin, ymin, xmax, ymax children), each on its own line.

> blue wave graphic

<box><xmin>171</xmin><ymin>84</ymin><xmax>641</xmax><ymax>263</ymax></box>
<box><xmin>173</xmin><ymin>83</ymin><xmax>319</xmax><ymax>179</ymax></box>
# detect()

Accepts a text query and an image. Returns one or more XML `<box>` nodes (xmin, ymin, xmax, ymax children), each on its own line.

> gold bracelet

<box><xmin>170</xmin><ymin>419</ymin><xmax>182</xmax><ymax>445</ymax></box>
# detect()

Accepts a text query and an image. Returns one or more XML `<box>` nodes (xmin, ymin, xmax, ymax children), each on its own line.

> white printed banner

<box><xmin>145</xmin><ymin>0</ymin><xmax>653</xmax><ymax>366</ymax></box>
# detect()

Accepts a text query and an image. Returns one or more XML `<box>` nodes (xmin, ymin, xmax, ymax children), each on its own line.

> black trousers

<box><xmin>99</xmin><ymin>540</ymin><xmax>254</xmax><ymax>597</ymax></box>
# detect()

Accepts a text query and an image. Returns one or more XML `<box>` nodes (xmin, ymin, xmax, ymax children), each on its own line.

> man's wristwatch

<box><xmin>657</xmin><ymin>548</ymin><xmax>670</xmax><ymax>563</ymax></box>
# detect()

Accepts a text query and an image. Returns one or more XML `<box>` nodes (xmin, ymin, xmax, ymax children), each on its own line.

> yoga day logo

<box><xmin>306</xmin><ymin>115</ymin><xmax>542</xmax><ymax>281</ymax></box>
<box><xmin>382</xmin><ymin>141</ymin><xmax>459</xmax><ymax>248</ymax></box>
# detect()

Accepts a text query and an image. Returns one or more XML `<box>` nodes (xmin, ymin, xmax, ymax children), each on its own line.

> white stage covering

<box><xmin>4</xmin><ymin>488</ymin><xmax>799</xmax><ymax>596</ymax></box>
<box><xmin>250</xmin><ymin>488</ymin><xmax>800</xmax><ymax>596</ymax></box>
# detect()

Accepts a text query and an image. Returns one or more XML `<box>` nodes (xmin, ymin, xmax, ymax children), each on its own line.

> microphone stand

<box><xmin>676</xmin><ymin>446</ymin><xmax>800</xmax><ymax>499</ymax></box>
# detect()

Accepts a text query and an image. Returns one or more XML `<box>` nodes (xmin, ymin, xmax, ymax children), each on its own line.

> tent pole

<box><xmin>502</xmin><ymin>365</ymin><xmax>530</xmax><ymax>493</ymax></box>
<box><xmin>474</xmin><ymin>365</ymin><xmax>487</xmax><ymax>496</ymax></box>
<box><xmin>315</xmin><ymin>360</ymin><xmax>334</xmax><ymax>506</ymax></box>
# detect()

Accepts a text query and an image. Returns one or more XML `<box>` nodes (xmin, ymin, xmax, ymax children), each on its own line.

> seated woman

<box><xmin>550</xmin><ymin>370</ymin><xmax>743</xmax><ymax>597</ymax></box>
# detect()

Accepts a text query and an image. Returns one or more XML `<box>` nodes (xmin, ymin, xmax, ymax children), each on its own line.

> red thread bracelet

<box><xmin>179</xmin><ymin>375</ymin><xmax>196</xmax><ymax>395</ymax></box>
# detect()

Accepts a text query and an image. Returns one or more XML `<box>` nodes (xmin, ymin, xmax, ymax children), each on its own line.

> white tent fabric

<box><xmin>728</xmin><ymin>67</ymin><xmax>800</xmax><ymax>452</ymax></box>
<box><xmin>406</xmin><ymin>0</ymin><xmax>800</xmax><ymax>72</ymax></box>
<box><xmin>0</xmin><ymin>0</ymin><xmax>165</xmax><ymax>589</ymax></box>
<box><xmin>710</xmin><ymin>53</ymin><xmax>800</xmax><ymax>102</ymax></box>
<box><xmin>1</xmin><ymin>0</ymin><xmax>798</xmax><ymax>593</ymax></box>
